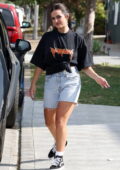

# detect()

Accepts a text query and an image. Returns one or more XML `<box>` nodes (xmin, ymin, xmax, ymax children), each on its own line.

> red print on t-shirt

<box><xmin>50</xmin><ymin>47</ymin><xmax>74</xmax><ymax>60</ymax></box>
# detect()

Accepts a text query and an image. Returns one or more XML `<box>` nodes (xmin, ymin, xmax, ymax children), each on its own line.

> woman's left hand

<box><xmin>95</xmin><ymin>76</ymin><xmax>110</xmax><ymax>88</ymax></box>
<box><xmin>82</xmin><ymin>66</ymin><xmax>110</xmax><ymax>88</ymax></box>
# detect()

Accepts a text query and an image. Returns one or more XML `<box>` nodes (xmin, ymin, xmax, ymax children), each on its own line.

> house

<box><xmin>105</xmin><ymin>0</ymin><xmax>120</xmax><ymax>43</ymax></box>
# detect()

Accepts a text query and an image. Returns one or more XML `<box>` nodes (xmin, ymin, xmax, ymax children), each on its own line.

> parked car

<box><xmin>0</xmin><ymin>13</ymin><xmax>31</xmax><ymax>162</ymax></box>
<box><xmin>0</xmin><ymin>3</ymin><xmax>31</xmax><ymax>107</ymax></box>
<box><xmin>0</xmin><ymin>3</ymin><xmax>23</xmax><ymax>43</ymax></box>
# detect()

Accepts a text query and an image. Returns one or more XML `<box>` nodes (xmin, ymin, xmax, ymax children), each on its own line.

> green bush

<box><xmin>94</xmin><ymin>1</ymin><xmax>106</xmax><ymax>35</ymax></box>
<box><xmin>93</xmin><ymin>40</ymin><xmax>102</xmax><ymax>53</ymax></box>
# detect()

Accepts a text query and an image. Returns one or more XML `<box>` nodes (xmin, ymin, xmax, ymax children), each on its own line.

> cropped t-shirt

<box><xmin>30</xmin><ymin>29</ymin><xmax>93</xmax><ymax>74</ymax></box>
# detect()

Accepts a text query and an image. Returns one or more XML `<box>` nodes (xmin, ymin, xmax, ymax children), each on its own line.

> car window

<box><xmin>0</xmin><ymin>19</ymin><xmax>9</xmax><ymax>46</ymax></box>
<box><xmin>0</xmin><ymin>8</ymin><xmax>14</xmax><ymax>26</ymax></box>
<box><xmin>0</xmin><ymin>19</ymin><xmax>6</xmax><ymax>49</ymax></box>
<box><xmin>0</xmin><ymin>16</ymin><xmax>10</xmax><ymax>57</ymax></box>
<box><xmin>0</xmin><ymin>15</ymin><xmax>12</xmax><ymax>76</ymax></box>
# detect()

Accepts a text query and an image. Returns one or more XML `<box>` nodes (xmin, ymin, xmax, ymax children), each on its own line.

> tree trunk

<box><xmin>84</xmin><ymin>0</ymin><xmax>97</xmax><ymax>55</ymax></box>
<box><xmin>42</xmin><ymin>8</ymin><xmax>47</xmax><ymax>32</ymax></box>
<box><xmin>33</xmin><ymin>1</ymin><xmax>39</xmax><ymax>40</ymax></box>
<box><xmin>42</xmin><ymin>5</ymin><xmax>52</xmax><ymax>32</ymax></box>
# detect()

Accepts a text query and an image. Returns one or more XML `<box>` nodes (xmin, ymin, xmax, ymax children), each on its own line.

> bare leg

<box><xmin>44</xmin><ymin>108</ymin><xmax>56</xmax><ymax>140</ymax></box>
<box><xmin>56</xmin><ymin>101</ymin><xmax>76</xmax><ymax>152</ymax></box>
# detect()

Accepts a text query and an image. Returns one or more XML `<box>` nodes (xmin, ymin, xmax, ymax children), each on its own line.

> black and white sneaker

<box><xmin>50</xmin><ymin>155</ymin><xmax>64</xmax><ymax>169</ymax></box>
<box><xmin>48</xmin><ymin>143</ymin><xmax>56</xmax><ymax>159</ymax></box>
<box><xmin>48</xmin><ymin>141</ymin><xmax>68</xmax><ymax>159</ymax></box>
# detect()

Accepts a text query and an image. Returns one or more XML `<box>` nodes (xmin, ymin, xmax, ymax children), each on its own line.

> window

<box><xmin>0</xmin><ymin>17</ymin><xmax>12</xmax><ymax>76</ymax></box>
<box><xmin>0</xmin><ymin>18</ymin><xmax>9</xmax><ymax>46</ymax></box>
<box><xmin>0</xmin><ymin>8</ymin><xmax>14</xmax><ymax>26</ymax></box>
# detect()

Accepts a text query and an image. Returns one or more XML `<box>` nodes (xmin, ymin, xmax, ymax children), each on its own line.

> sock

<box><xmin>56</xmin><ymin>151</ymin><xmax>64</xmax><ymax>157</ymax></box>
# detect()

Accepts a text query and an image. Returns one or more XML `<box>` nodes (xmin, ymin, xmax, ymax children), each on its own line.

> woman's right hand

<box><xmin>27</xmin><ymin>84</ymin><xmax>36</xmax><ymax>100</ymax></box>
<box><xmin>26</xmin><ymin>67</ymin><xmax>43</xmax><ymax>99</ymax></box>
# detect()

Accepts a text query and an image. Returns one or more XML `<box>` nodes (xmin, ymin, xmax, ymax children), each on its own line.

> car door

<box><xmin>0</xmin><ymin>17</ymin><xmax>10</xmax><ymax>162</ymax></box>
<box><xmin>0</xmin><ymin>52</ymin><xmax>4</xmax><ymax>121</ymax></box>
<box><xmin>0</xmin><ymin>31</ymin><xmax>9</xmax><ymax>122</ymax></box>
<box><xmin>0</xmin><ymin>13</ymin><xmax>20</xmax><ymax>115</ymax></box>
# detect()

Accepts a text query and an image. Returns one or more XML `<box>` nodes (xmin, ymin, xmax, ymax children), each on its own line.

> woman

<box><xmin>29</xmin><ymin>3</ymin><xmax>110</xmax><ymax>170</ymax></box>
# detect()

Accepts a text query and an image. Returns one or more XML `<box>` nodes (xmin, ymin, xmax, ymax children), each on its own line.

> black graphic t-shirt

<box><xmin>30</xmin><ymin>29</ymin><xmax>93</xmax><ymax>74</ymax></box>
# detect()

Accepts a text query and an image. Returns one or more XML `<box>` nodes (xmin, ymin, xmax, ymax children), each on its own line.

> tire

<box><xmin>6</xmin><ymin>82</ymin><xmax>19</xmax><ymax>128</ymax></box>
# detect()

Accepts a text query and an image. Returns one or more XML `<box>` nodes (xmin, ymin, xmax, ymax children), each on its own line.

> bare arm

<box><xmin>29</xmin><ymin>67</ymin><xmax>43</xmax><ymax>99</ymax></box>
<box><xmin>82</xmin><ymin>66</ymin><xmax>110</xmax><ymax>88</ymax></box>
<box><xmin>31</xmin><ymin>67</ymin><xmax>43</xmax><ymax>86</ymax></box>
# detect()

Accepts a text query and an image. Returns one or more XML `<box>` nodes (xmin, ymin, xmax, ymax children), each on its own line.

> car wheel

<box><xmin>6</xmin><ymin>82</ymin><xmax>19</xmax><ymax>128</ymax></box>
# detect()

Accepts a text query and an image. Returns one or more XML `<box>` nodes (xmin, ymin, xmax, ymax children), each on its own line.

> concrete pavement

<box><xmin>20</xmin><ymin>40</ymin><xmax>120</xmax><ymax>170</ymax></box>
<box><xmin>20</xmin><ymin>97</ymin><xmax>120</xmax><ymax>170</ymax></box>
<box><xmin>25</xmin><ymin>53</ymin><xmax>120</xmax><ymax>65</ymax></box>
<box><xmin>24</xmin><ymin>52</ymin><xmax>120</xmax><ymax>66</ymax></box>
<box><xmin>1</xmin><ymin>39</ymin><xmax>120</xmax><ymax>170</ymax></box>
<box><xmin>93</xmin><ymin>43</ymin><xmax>120</xmax><ymax>65</ymax></box>
<box><xmin>19</xmin><ymin>61</ymin><xmax>120</xmax><ymax>170</ymax></box>
<box><xmin>0</xmin><ymin>118</ymin><xmax>20</xmax><ymax>170</ymax></box>
<box><xmin>24</xmin><ymin>39</ymin><xmax>120</xmax><ymax>65</ymax></box>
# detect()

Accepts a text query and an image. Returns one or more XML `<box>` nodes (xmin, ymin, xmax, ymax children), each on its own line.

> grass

<box><xmin>31</xmin><ymin>64</ymin><xmax>120</xmax><ymax>106</ymax></box>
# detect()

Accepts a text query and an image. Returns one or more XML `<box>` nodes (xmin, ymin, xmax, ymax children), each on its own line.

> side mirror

<box><xmin>15</xmin><ymin>39</ymin><xmax>31</xmax><ymax>53</ymax></box>
<box><xmin>21</xmin><ymin>21</ymin><xmax>31</xmax><ymax>28</ymax></box>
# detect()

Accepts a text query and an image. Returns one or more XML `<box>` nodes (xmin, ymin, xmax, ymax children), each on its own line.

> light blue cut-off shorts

<box><xmin>44</xmin><ymin>66</ymin><xmax>81</xmax><ymax>108</ymax></box>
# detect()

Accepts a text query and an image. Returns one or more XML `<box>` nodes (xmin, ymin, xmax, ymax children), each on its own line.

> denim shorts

<box><xmin>44</xmin><ymin>66</ymin><xmax>81</xmax><ymax>108</ymax></box>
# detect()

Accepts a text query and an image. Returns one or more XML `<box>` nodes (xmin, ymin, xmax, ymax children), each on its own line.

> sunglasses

<box><xmin>51</xmin><ymin>15</ymin><xmax>62</xmax><ymax>21</ymax></box>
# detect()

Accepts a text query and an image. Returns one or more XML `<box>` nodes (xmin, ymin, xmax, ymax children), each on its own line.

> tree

<box><xmin>33</xmin><ymin>1</ymin><xmax>39</xmax><ymax>39</ymax></box>
<box><xmin>84</xmin><ymin>0</ymin><xmax>97</xmax><ymax>55</ymax></box>
<box><xmin>11</xmin><ymin>0</ymin><xmax>97</xmax><ymax>53</ymax></box>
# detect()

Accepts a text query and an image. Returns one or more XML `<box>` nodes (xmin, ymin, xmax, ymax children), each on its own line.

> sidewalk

<box><xmin>25</xmin><ymin>51</ymin><xmax>120</xmax><ymax>65</ymax></box>
<box><xmin>20</xmin><ymin>40</ymin><xmax>120</xmax><ymax>170</ymax></box>
<box><xmin>19</xmin><ymin>64</ymin><xmax>120</xmax><ymax>170</ymax></box>
<box><xmin>25</xmin><ymin>39</ymin><xmax>120</xmax><ymax>65</ymax></box>
<box><xmin>0</xmin><ymin>129</ymin><xmax>19</xmax><ymax>170</ymax></box>
<box><xmin>93</xmin><ymin>43</ymin><xmax>120</xmax><ymax>65</ymax></box>
<box><xmin>20</xmin><ymin>97</ymin><xmax>120</xmax><ymax>170</ymax></box>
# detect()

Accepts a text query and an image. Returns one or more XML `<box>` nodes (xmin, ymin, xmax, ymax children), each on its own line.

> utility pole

<box><xmin>33</xmin><ymin>0</ymin><xmax>39</xmax><ymax>40</ymax></box>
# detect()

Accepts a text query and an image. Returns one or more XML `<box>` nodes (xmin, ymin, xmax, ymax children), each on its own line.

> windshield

<box><xmin>0</xmin><ymin>8</ymin><xmax>14</xmax><ymax>26</ymax></box>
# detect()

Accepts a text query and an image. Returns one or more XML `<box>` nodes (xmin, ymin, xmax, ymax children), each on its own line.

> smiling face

<box><xmin>51</xmin><ymin>9</ymin><xmax>69</xmax><ymax>30</ymax></box>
